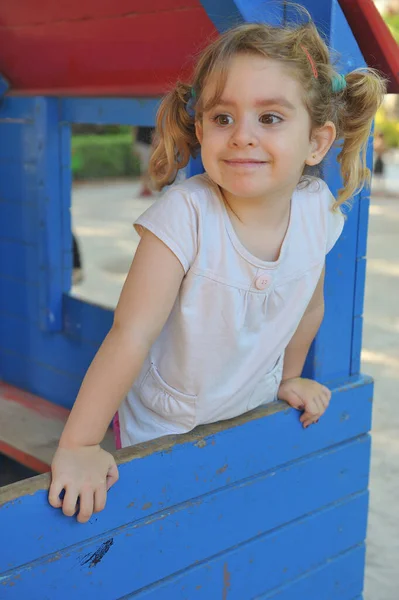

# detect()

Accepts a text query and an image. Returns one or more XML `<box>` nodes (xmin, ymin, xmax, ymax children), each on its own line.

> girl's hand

<box><xmin>48</xmin><ymin>445</ymin><xmax>119</xmax><ymax>523</ymax></box>
<box><xmin>278</xmin><ymin>377</ymin><xmax>331</xmax><ymax>428</ymax></box>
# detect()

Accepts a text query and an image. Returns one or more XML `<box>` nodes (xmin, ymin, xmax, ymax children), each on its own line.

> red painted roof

<box><xmin>0</xmin><ymin>0</ymin><xmax>397</xmax><ymax>95</ymax></box>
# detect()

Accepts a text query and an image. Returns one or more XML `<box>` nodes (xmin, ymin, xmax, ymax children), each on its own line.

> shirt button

<box><xmin>255</xmin><ymin>273</ymin><xmax>271</xmax><ymax>290</ymax></box>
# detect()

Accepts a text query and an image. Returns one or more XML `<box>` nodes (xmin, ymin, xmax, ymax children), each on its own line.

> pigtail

<box><xmin>149</xmin><ymin>82</ymin><xmax>199</xmax><ymax>190</ymax></box>
<box><xmin>335</xmin><ymin>68</ymin><xmax>387</xmax><ymax>207</ymax></box>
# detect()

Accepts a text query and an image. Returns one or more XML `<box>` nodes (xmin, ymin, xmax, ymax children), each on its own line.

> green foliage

<box><xmin>378</xmin><ymin>119</ymin><xmax>399</xmax><ymax>148</ymax></box>
<box><xmin>71</xmin><ymin>133</ymin><xmax>141</xmax><ymax>179</ymax></box>
<box><xmin>384</xmin><ymin>13</ymin><xmax>399</xmax><ymax>43</ymax></box>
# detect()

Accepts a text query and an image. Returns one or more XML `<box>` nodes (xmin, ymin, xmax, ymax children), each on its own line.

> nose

<box><xmin>229</xmin><ymin>118</ymin><xmax>259</xmax><ymax>148</ymax></box>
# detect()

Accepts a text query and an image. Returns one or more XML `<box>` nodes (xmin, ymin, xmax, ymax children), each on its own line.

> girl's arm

<box><xmin>49</xmin><ymin>230</ymin><xmax>185</xmax><ymax>521</ymax></box>
<box><xmin>278</xmin><ymin>266</ymin><xmax>331</xmax><ymax>429</ymax></box>
<box><xmin>281</xmin><ymin>265</ymin><xmax>325</xmax><ymax>381</ymax></box>
<box><xmin>60</xmin><ymin>230</ymin><xmax>185</xmax><ymax>448</ymax></box>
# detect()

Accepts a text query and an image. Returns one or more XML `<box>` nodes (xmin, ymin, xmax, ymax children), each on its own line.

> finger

<box><xmin>62</xmin><ymin>486</ymin><xmax>79</xmax><ymax>517</ymax></box>
<box><xmin>77</xmin><ymin>488</ymin><xmax>95</xmax><ymax>524</ymax></box>
<box><xmin>48</xmin><ymin>481</ymin><xmax>64</xmax><ymax>509</ymax></box>
<box><xmin>106</xmin><ymin>462</ymin><xmax>119</xmax><ymax>491</ymax></box>
<box><xmin>321</xmin><ymin>386</ymin><xmax>332</xmax><ymax>401</ymax></box>
<box><xmin>299</xmin><ymin>400</ymin><xmax>319</xmax><ymax>422</ymax></box>
<box><xmin>318</xmin><ymin>393</ymin><xmax>329</xmax><ymax>411</ymax></box>
<box><xmin>94</xmin><ymin>485</ymin><xmax>107</xmax><ymax>514</ymax></box>
<box><xmin>314</xmin><ymin>396</ymin><xmax>326</xmax><ymax>415</ymax></box>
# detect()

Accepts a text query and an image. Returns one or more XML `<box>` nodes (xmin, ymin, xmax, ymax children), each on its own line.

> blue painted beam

<box><xmin>60</xmin><ymin>97</ymin><xmax>161</xmax><ymax>126</ymax></box>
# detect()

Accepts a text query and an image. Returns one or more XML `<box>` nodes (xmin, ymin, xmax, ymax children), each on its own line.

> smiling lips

<box><xmin>223</xmin><ymin>158</ymin><xmax>267</xmax><ymax>168</ymax></box>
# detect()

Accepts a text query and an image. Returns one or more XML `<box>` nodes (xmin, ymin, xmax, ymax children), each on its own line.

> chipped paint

<box><xmin>80</xmin><ymin>539</ymin><xmax>114</xmax><ymax>568</ymax></box>
<box><xmin>142</xmin><ymin>502</ymin><xmax>152</xmax><ymax>511</ymax></box>
<box><xmin>195</xmin><ymin>439</ymin><xmax>207</xmax><ymax>448</ymax></box>
<box><xmin>217</xmin><ymin>464</ymin><xmax>228</xmax><ymax>475</ymax></box>
<box><xmin>222</xmin><ymin>562</ymin><xmax>231</xmax><ymax>599</ymax></box>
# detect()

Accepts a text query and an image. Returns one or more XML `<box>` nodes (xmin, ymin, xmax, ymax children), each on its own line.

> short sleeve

<box><xmin>134</xmin><ymin>187</ymin><xmax>199</xmax><ymax>273</ymax></box>
<box><xmin>319</xmin><ymin>180</ymin><xmax>345</xmax><ymax>254</ymax></box>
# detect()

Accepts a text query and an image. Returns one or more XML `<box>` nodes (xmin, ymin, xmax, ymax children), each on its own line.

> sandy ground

<box><xmin>69</xmin><ymin>167</ymin><xmax>399</xmax><ymax>599</ymax></box>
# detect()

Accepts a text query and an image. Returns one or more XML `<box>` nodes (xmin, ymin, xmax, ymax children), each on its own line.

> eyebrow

<box><xmin>215</xmin><ymin>97</ymin><xmax>296</xmax><ymax>111</ymax></box>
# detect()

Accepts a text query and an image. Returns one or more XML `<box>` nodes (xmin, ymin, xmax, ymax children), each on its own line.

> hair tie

<box><xmin>300</xmin><ymin>45</ymin><xmax>318</xmax><ymax>79</ymax></box>
<box><xmin>331</xmin><ymin>74</ymin><xmax>347</xmax><ymax>93</ymax></box>
<box><xmin>186</xmin><ymin>86</ymin><xmax>196</xmax><ymax>118</ymax></box>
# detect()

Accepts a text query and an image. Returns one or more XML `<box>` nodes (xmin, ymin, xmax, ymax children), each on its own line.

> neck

<box><xmin>221</xmin><ymin>184</ymin><xmax>295</xmax><ymax>229</ymax></box>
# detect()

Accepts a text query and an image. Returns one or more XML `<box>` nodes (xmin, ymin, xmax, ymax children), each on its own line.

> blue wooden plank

<box><xmin>0</xmin><ymin>379</ymin><xmax>372</xmax><ymax>569</ymax></box>
<box><xmin>60</xmin><ymin>98</ymin><xmax>161</xmax><ymax>126</ymax></box>
<box><xmin>304</xmin><ymin>0</ymin><xmax>369</xmax><ymax>383</ymax></box>
<box><xmin>0</xmin><ymin>200</ymin><xmax>38</xmax><ymax>244</ymax></box>
<box><xmin>351</xmin><ymin>316</ymin><xmax>363</xmax><ymax>376</ymax></box>
<box><xmin>62</xmin><ymin>250</ymin><xmax>73</xmax><ymax>291</ymax></box>
<box><xmin>0</xmin><ymin>163</ymin><xmax>38</xmax><ymax>203</ymax></box>
<box><xmin>354</xmin><ymin>257</ymin><xmax>367</xmax><ymax>317</ymax></box>
<box><xmin>35</xmin><ymin>98</ymin><xmax>64</xmax><ymax>331</ymax></box>
<box><xmin>0</xmin><ymin>280</ymin><xmax>39</xmax><ymax>320</ymax></box>
<box><xmin>0</xmin><ymin>123</ymin><xmax>39</xmax><ymax>162</ymax></box>
<box><xmin>129</xmin><ymin>541</ymin><xmax>365</xmax><ymax>600</ymax></box>
<box><xmin>357</xmin><ymin>193</ymin><xmax>370</xmax><ymax>260</ymax></box>
<box><xmin>0</xmin><ymin>241</ymin><xmax>38</xmax><ymax>282</ymax></box>
<box><xmin>258</xmin><ymin>546</ymin><xmax>364</xmax><ymax>600</ymax></box>
<box><xmin>0</xmin><ymin>315</ymin><xmax>97</xmax><ymax>378</ymax></box>
<box><xmin>63</xmin><ymin>295</ymin><xmax>113</xmax><ymax>345</ymax></box>
<box><xmin>0</xmin><ymin>97</ymin><xmax>35</xmax><ymax>122</ymax></box>
<box><xmin>0</xmin><ymin>451</ymin><xmax>368</xmax><ymax>599</ymax></box>
<box><xmin>303</xmin><ymin>186</ymin><xmax>357</xmax><ymax>383</ymax></box>
<box><xmin>60</xmin><ymin>123</ymin><xmax>72</xmax><ymax>292</ymax></box>
<box><xmin>0</xmin><ymin>349</ymin><xmax>81</xmax><ymax>409</ymax></box>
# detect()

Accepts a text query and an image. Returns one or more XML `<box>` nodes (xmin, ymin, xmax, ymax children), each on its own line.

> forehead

<box><xmin>202</xmin><ymin>53</ymin><xmax>304</xmax><ymax>109</ymax></box>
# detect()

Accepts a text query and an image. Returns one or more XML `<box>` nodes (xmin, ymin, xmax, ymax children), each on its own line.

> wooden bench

<box><xmin>0</xmin><ymin>382</ymin><xmax>115</xmax><ymax>473</ymax></box>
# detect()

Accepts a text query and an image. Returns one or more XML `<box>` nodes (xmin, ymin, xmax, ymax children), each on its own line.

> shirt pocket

<box><xmin>139</xmin><ymin>364</ymin><xmax>197</xmax><ymax>430</ymax></box>
<box><xmin>246</xmin><ymin>354</ymin><xmax>284</xmax><ymax>412</ymax></box>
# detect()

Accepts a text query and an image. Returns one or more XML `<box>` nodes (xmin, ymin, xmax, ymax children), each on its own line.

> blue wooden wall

<box><xmin>0</xmin><ymin>0</ymin><xmax>373</xmax><ymax>598</ymax></box>
<box><xmin>0</xmin><ymin>377</ymin><xmax>371</xmax><ymax>599</ymax></box>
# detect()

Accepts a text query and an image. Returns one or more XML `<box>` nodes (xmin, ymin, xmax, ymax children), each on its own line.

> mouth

<box><xmin>223</xmin><ymin>159</ymin><xmax>267</xmax><ymax>167</ymax></box>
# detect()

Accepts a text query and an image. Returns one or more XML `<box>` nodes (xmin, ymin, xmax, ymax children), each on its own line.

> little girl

<box><xmin>49</xmin><ymin>18</ymin><xmax>386</xmax><ymax>522</ymax></box>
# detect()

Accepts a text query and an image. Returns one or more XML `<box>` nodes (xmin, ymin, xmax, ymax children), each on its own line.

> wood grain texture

<box><xmin>0</xmin><ymin>383</ymin><xmax>115</xmax><ymax>471</ymax></box>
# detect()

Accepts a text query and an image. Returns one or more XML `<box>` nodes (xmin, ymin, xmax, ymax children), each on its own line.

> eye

<box><xmin>260</xmin><ymin>113</ymin><xmax>283</xmax><ymax>125</ymax></box>
<box><xmin>212</xmin><ymin>114</ymin><xmax>234</xmax><ymax>126</ymax></box>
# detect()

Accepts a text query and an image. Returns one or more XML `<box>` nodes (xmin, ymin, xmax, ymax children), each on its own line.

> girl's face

<box><xmin>196</xmin><ymin>54</ymin><xmax>325</xmax><ymax>203</ymax></box>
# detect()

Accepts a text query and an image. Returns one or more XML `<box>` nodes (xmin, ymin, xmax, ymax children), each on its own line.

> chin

<box><xmin>225</xmin><ymin>183</ymin><xmax>269</xmax><ymax>199</ymax></box>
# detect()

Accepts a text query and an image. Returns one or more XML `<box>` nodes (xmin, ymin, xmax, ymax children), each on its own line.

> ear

<box><xmin>306</xmin><ymin>121</ymin><xmax>336</xmax><ymax>166</ymax></box>
<box><xmin>195</xmin><ymin>120</ymin><xmax>203</xmax><ymax>145</ymax></box>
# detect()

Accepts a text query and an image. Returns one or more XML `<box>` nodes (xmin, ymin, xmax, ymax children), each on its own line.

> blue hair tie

<box><xmin>186</xmin><ymin>87</ymin><xmax>196</xmax><ymax>118</ymax></box>
<box><xmin>332</xmin><ymin>74</ymin><xmax>347</xmax><ymax>93</ymax></box>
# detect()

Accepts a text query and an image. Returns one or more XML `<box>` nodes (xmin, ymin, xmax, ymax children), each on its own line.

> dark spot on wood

<box><xmin>80</xmin><ymin>538</ymin><xmax>114</xmax><ymax>568</ymax></box>
<box><xmin>217</xmin><ymin>464</ymin><xmax>228</xmax><ymax>475</ymax></box>
<box><xmin>223</xmin><ymin>562</ymin><xmax>231</xmax><ymax>600</ymax></box>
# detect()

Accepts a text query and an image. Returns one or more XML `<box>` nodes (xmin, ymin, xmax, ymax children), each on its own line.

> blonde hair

<box><xmin>150</xmin><ymin>15</ymin><xmax>387</xmax><ymax>207</ymax></box>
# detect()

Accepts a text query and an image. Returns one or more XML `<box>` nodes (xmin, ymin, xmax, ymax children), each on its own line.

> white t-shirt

<box><xmin>118</xmin><ymin>174</ymin><xmax>344</xmax><ymax>446</ymax></box>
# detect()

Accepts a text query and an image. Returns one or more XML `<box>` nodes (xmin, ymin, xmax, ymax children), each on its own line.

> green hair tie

<box><xmin>332</xmin><ymin>74</ymin><xmax>347</xmax><ymax>93</ymax></box>
<box><xmin>191</xmin><ymin>87</ymin><xmax>196</xmax><ymax>99</ymax></box>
